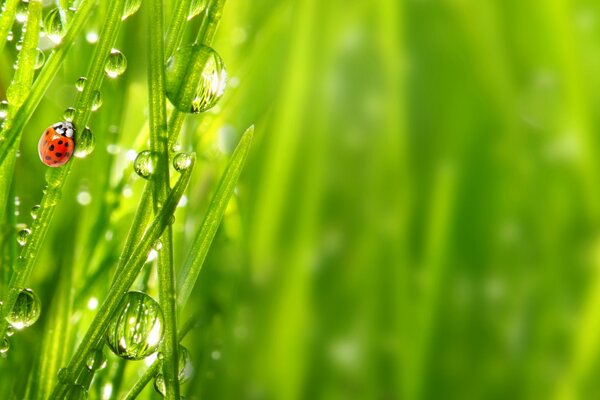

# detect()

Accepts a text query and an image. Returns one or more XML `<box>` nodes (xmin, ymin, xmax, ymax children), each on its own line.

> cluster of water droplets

<box><xmin>105</xmin><ymin>291</ymin><xmax>165</xmax><ymax>360</ymax></box>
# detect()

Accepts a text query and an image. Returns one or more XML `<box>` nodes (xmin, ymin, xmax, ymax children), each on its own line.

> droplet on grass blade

<box><xmin>0</xmin><ymin>100</ymin><xmax>8</xmax><ymax>119</ymax></box>
<box><xmin>30</xmin><ymin>205</ymin><xmax>40</xmax><ymax>219</ymax></box>
<box><xmin>15</xmin><ymin>1</ymin><xmax>28</xmax><ymax>23</ymax></box>
<box><xmin>0</xmin><ymin>337</ymin><xmax>9</xmax><ymax>353</ymax></box>
<box><xmin>63</xmin><ymin>107</ymin><xmax>76</xmax><ymax>122</ymax></box>
<box><xmin>188</xmin><ymin>0</ymin><xmax>207</xmax><ymax>20</ymax></box>
<box><xmin>44</xmin><ymin>8</ymin><xmax>68</xmax><ymax>44</ymax></box>
<box><xmin>165</xmin><ymin>45</ymin><xmax>227</xmax><ymax>114</ymax></box>
<box><xmin>173</xmin><ymin>152</ymin><xmax>193</xmax><ymax>172</ymax></box>
<box><xmin>4</xmin><ymin>288</ymin><xmax>41</xmax><ymax>330</ymax></box>
<box><xmin>16</xmin><ymin>228</ymin><xmax>30</xmax><ymax>246</ymax></box>
<box><xmin>75</xmin><ymin>77</ymin><xmax>87</xmax><ymax>92</ymax></box>
<box><xmin>154</xmin><ymin>346</ymin><xmax>194</xmax><ymax>396</ymax></box>
<box><xmin>91</xmin><ymin>90</ymin><xmax>102</xmax><ymax>111</ymax></box>
<box><xmin>105</xmin><ymin>49</ymin><xmax>127</xmax><ymax>78</ymax></box>
<box><xmin>34</xmin><ymin>49</ymin><xmax>45</xmax><ymax>70</ymax></box>
<box><xmin>86</xmin><ymin>348</ymin><xmax>107</xmax><ymax>371</ymax></box>
<box><xmin>74</xmin><ymin>126</ymin><xmax>95</xmax><ymax>158</ymax></box>
<box><xmin>105</xmin><ymin>291</ymin><xmax>164</xmax><ymax>360</ymax></box>
<box><xmin>122</xmin><ymin>0</ymin><xmax>142</xmax><ymax>20</ymax></box>
<box><xmin>134</xmin><ymin>150</ymin><xmax>155</xmax><ymax>179</ymax></box>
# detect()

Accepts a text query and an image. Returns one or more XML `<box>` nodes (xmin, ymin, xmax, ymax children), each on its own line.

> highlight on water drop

<box><xmin>188</xmin><ymin>0</ymin><xmax>208</xmax><ymax>20</ymax></box>
<box><xmin>165</xmin><ymin>44</ymin><xmax>227</xmax><ymax>114</ymax></box>
<box><xmin>75</xmin><ymin>77</ymin><xmax>87</xmax><ymax>92</ymax></box>
<box><xmin>122</xmin><ymin>0</ymin><xmax>142</xmax><ymax>20</ymax></box>
<box><xmin>30</xmin><ymin>205</ymin><xmax>40</xmax><ymax>219</ymax></box>
<box><xmin>63</xmin><ymin>107</ymin><xmax>76</xmax><ymax>122</ymax></box>
<box><xmin>4</xmin><ymin>288</ymin><xmax>41</xmax><ymax>330</ymax></box>
<box><xmin>105</xmin><ymin>49</ymin><xmax>127</xmax><ymax>78</ymax></box>
<box><xmin>86</xmin><ymin>348</ymin><xmax>107</xmax><ymax>371</ymax></box>
<box><xmin>173</xmin><ymin>152</ymin><xmax>193</xmax><ymax>172</ymax></box>
<box><xmin>34</xmin><ymin>49</ymin><xmax>45</xmax><ymax>70</ymax></box>
<box><xmin>74</xmin><ymin>126</ymin><xmax>95</xmax><ymax>158</ymax></box>
<box><xmin>134</xmin><ymin>150</ymin><xmax>155</xmax><ymax>179</ymax></box>
<box><xmin>16</xmin><ymin>228</ymin><xmax>30</xmax><ymax>246</ymax></box>
<box><xmin>91</xmin><ymin>90</ymin><xmax>102</xmax><ymax>111</ymax></box>
<box><xmin>0</xmin><ymin>100</ymin><xmax>8</xmax><ymax>119</ymax></box>
<box><xmin>105</xmin><ymin>291</ymin><xmax>164</xmax><ymax>360</ymax></box>
<box><xmin>43</xmin><ymin>8</ymin><xmax>68</xmax><ymax>44</ymax></box>
<box><xmin>0</xmin><ymin>337</ymin><xmax>9</xmax><ymax>354</ymax></box>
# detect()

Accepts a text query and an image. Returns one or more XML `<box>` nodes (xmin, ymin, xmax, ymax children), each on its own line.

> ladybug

<box><xmin>38</xmin><ymin>121</ymin><xmax>75</xmax><ymax>167</ymax></box>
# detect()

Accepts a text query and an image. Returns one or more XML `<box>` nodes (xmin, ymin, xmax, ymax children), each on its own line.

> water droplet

<box><xmin>91</xmin><ymin>90</ymin><xmax>102</xmax><ymax>111</ymax></box>
<box><xmin>7</xmin><ymin>31</ymin><xmax>14</xmax><ymax>42</ymax></box>
<box><xmin>74</xmin><ymin>127</ymin><xmax>95</xmax><ymax>158</ymax></box>
<box><xmin>17</xmin><ymin>228</ymin><xmax>30</xmax><ymax>246</ymax></box>
<box><xmin>63</xmin><ymin>107</ymin><xmax>76</xmax><ymax>122</ymax></box>
<box><xmin>16</xmin><ymin>1</ymin><xmax>28</xmax><ymax>23</ymax></box>
<box><xmin>33</xmin><ymin>49</ymin><xmax>45</xmax><ymax>70</ymax></box>
<box><xmin>165</xmin><ymin>45</ymin><xmax>227</xmax><ymax>114</ymax></box>
<box><xmin>30</xmin><ymin>205</ymin><xmax>40</xmax><ymax>219</ymax></box>
<box><xmin>105</xmin><ymin>291</ymin><xmax>164</xmax><ymax>360</ymax></box>
<box><xmin>0</xmin><ymin>100</ymin><xmax>8</xmax><ymax>119</ymax></box>
<box><xmin>122</xmin><ymin>0</ymin><xmax>142</xmax><ymax>20</ymax></box>
<box><xmin>154</xmin><ymin>374</ymin><xmax>165</xmax><ymax>396</ymax></box>
<box><xmin>5</xmin><ymin>288</ymin><xmax>41</xmax><ymax>330</ymax></box>
<box><xmin>105</xmin><ymin>49</ymin><xmax>127</xmax><ymax>78</ymax></box>
<box><xmin>77</xmin><ymin>191</ymin><xmax>92</xmax><ymax>205</ymax></box>
<box><xmin>153</xmin><ymin>240</ymin><xmax>163</xmax><ymax>251</ymax></box>
<box><xmin>44</xmin><ymin>8</ymin><xmax>68</xmax><ymax>44</ymax></box>
<box><xmin>173</xmin><ymin>153</ymin><xmax>193</xmax><ymax>172</ymax></box>
<box><xmin>0</xmin><ymin>337</ymin><xmax>9</xmax><ymax>353</ymax></box>
<box><xmin>153</xmin><ymin>346</ymin><xmax>194</xmax><ymax>396</ymax></box>
<box><xmin>65</xmin><ymin>384</ymin><xmax>87</xmax><ymax>400</ymax></box>
<box><xmin>188</xmin><ymin>0</ymin><xmax>207</xmax><ymax>19</ymax></box>
<box><xmin>86</xmin><ymin>348</ymin><xmax>107</xmax><ymax>371</ymax></box>
<box><xmin>134</xmin><ymin>150</ymin><xmax>155</xmax><ymax>179</ymax></box>
<box><xmin>75</xmin><ymin>77</ymin><xmax>87</xmax><ymax>92</ymax></box>
<box><xmin>6</xmin><ymin>326</ymin><xmax>14</xmax><ymax>337</ymax></box>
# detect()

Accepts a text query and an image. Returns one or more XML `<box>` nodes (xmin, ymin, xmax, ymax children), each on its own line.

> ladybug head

<box><xmin>52</xmin><ymin>121</ymin><xmax>76</xmax><ymax>139</ymax></box>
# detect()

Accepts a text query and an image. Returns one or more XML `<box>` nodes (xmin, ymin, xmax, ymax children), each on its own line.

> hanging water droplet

<box><xmin>6</xmin><ymin>326</ymin><xmax>14</xmax><ymax>337</ymax></box>
<box><xmin>63</xmin><ymin>107</ymin><xmax>76</xmax><ymax>122</ymax></box>
<box><xmin>86</xmin><ymin>348</ymin><xmax>107</xmax><ymax>371</ymax></box>
<box><xmin>44</xmin><ymin>8</ymin><xmax>68</xmax><ymax>44</ymax></box>
<box><xmin>0</xmin><ymin>337</ymin><xmax>9</xmax><ymax>354</ymax></box>
<box><xmin>74</xmin><ymin>126</ymin><xmax>96</xmax><ymax>158</ymax></box>
<box><xmin>188</xmin><ymin>0</ymin><xmax>207</xmax><ymax>20</ymax></box>
<box><xmin>154</xmin><ymin>374</ymin><xmax>165</xmax><ymax>396</ymax></box>
<box><xmin>134</xmin><ymin>150</ymin><xmax>155</xmax><ymax>179</ymax></box>
<box><xmin>65</xmin><ymin>384</ymin><xmax>87</xmax><ymax>400</ymax></box>
<box><xmin>30</xmin><ymin>205</ymin><xmax>40</xmax><ymax>219</ymax></box>
<box><xmin>17</xmin><ymin>228</ymin><xmax>30</xmax><ymax>246</ymax></box>
<box><xmin>5</xmin><ymin>288</ymin><xmax>41</xmax><ymax>330</ymax></box>
<box><xmin>105</xmin><ymin>49</ymin><xmax>127</xmax><ymax>78</ymax></box>
<box><xmin>75</xmin><ymin>77</ymin><xmax>87</xmax><ymax>92</ymax></box>
<box><xmin>154</xmin><ymin>345</ymin><xmax>194</xmax><ymax>396</ymax></box>
<box><xmin>91</xmin><ymin>90</ymin><xmax>102</xmax><ymax>111</ymax></box>
<box><xmin>105</xmin><ymin>291</ymin><xmax>164</xmax><ymax>360</ymax></box>
<box><xmin>165</xmin><ymin>45</ymin><xmax>227</xmax><ymax>114</ymax></box>
<box><xmin>173</xmin><ymin>152</ymin><xmax>193</xmax><ymax>172</ymax></box>
<box><xmin>0</xmin><ymin>100</ymin><xmax>8</xmax><ymax>119</ymax></box>
<box><xmin>34</xmin><ymin>49</ymin><xmax>45</xmax><ymax>70</ymax></box>
<box><xmin>122</xmin><ymin>0</ymin><xmax>142</xmax><ymax>20</ymax></box>
<box><xmin>15</xmin><ymin>1</ymin><xmax>28</xmax><ymax>23</ymax></box>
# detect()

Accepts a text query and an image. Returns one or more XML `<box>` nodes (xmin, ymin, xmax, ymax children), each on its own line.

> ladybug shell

<box><xmin>38</xmin><ymin>124</ymin><xmax>74</xmax><ymax>167</ymax></box>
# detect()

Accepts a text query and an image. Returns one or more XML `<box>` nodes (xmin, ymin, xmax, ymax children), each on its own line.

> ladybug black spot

<box><xmin>65</xmin><ymin>142</ymin><xmax>69</xmax><ymax>148</ymax></box>
<box><xmin>58</xmin><ymin>140</ymin><xmax>63</xmax><ymax>145</ymax></box>
<box><xmin>55</xmin><ymin>153</ymin><xmax>63</xmax><ymax>157</ymax></box>
<box><xmin>45</xmin><ymin>156</ymin><xmax>51</xmax><ymax>160</ymax></box>
<box><xmin>49</xmin><ymin>145</ymin><xmax>55</xmax><ymax>151</ymax></box>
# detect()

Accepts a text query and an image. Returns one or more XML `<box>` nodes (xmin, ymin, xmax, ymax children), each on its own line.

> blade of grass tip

<box><xmin>49</xmin><ymin>156</ymin><xmax>195</xmax><ymax>399</ymax></box>
<box><xmin>147</xmin><ymin>0</ymin><xmax>181</xmax><ymax>397</ymax></box>
<box><xmin>177</xmin><ymin>125</ymin><xmax>253</xmax><ymax>309</ymax></box>
<box><xmin>122</xmin><ymin>313</ymin><xmax>200</xmax><ymax>400</ymax></box>
<box><xmin>0</xmin><ymin>0</ymin><xmax>18</xmax><ymax>55</ymax></box>
<box><xmin>0</xmin><ymin>0</ymin><xmax>96</xmax><ymax>161</ymax></box>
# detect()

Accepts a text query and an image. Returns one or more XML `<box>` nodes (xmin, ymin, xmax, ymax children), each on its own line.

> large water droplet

<box><xmin>44</xmin><ymin>8</ymin><xmax>68</xmax><ymax>44</ymax></box>
<box><xmin>188</xmin><ymin>0</ymin><xmax>207</xmax><ymax>20</ymax></box>
<box><xmin>173</xmin><ymin>152</ymin><xmax>193</xmax><ymax>172</ymax></box>
<box><xmin>91</xmin><ymin>90</ymin><xmax>102</xmax><ymax>111</ymax></box>
<box><xmin>63</xmin><ymin>107</ymin><xmax>76</xmax><ymax>122</ymax></box>
<box><xmin>34</xmin><ymin>49</ymin><xmax>45</xmax><ymax>70</ymax></box>
<box><xmin>30</xmin><ymin>205</ymin><xmax>40</xmax><ymax>219</ymax></box>
<box><xmin>105</xmin><ymin>291</ymin><xmax>164</xmax><ymax>360</ymax></box>
<box><xmin>5</xmin><ymin>288</ymin><xmax>41</xmax><ymax>330</ymax></box>
<box><xmin>122</xmin><ymin>0</ymin><xmax>142</xmax><ymax>20</ymax></box>
<box><xmin>65</xmin><ymin>384</ymin><xmax>87</xmax><ymax>400</ymax></box>
<box><xmin>16</xmin><ymin>1</ymin><xmax>28</xmax><ymax>23</ymax></box>
<box><xmin>75</xmin><ymin>77</ymin><xmax>87</xmax><ymax>92</ymax></box>
<box><xmin>0</xmin><ymin>100</ymin><xmax>8</xmax><ymax>119</ymax></box>
<box><xmin>105</xmin><ymin>49</ymin><xmax>127</xmax><ymax>78</ymax></box>
<box><xmin>134</xmin><ymin>150</ymin><xmax>155</xmax><ymax>179</ymax></box>
<box><xmin>74</xmin><ymin>126</ymin><xmax>95</xmax><ymax>158</ymax></box>
<box><xmin>154</xmin><ymin>346</ymin><xmax>194</xmax><ymax>396</ymax></box>
<box><xmin>165</xmin><ymin>45</ymin><xmax>227</xmax><ymax>114</ymax></box>
<box><xmin>17</xmin><ymin>228</ymin><xmax>30</xmax><ymax>246</ymax></box>
<box><xmin>0</xmin><ymin>337</ymin><xmax>9</xmax><ymax>354</ymax></box>
<box><xmin>86</xmin><ymin>348</ymin><xmax>107</xmax><ymax>371</ymax></box>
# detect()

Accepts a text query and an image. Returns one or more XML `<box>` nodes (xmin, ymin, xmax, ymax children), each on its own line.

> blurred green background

<box><xmin>5</xmin><ymin>0</ymin><xmax>600</xmax><ymax>398</ymax></box>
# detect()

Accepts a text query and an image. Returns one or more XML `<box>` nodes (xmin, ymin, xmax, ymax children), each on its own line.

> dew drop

<box><xmin>31</xmin><ymin>205</ymin><xmax>40</xmax><ymax>219</ymax></box>
<box><xmin>165</xmin><ymin>45</ymin><xmax>227</xmax><ymax>114</ymax></box>
<box><xmin>63</xmin><ymin>107</ymin><xmax>76</xmax><ymax>122</ymax></box>
<box><xmin>65</xmin><ymin>384</ymin><xmax>87</xmax><ymax>400</ymax></box>
<box><xmin>122</xmin><ymin>0</ymin><xmax>142</xmax><ymax>20</ymax></box>
<box><xmin>17</xmin><ymin>228</ymin><xmax>30</xmax><ymax>246</ymax></box>
<box><xmin>86</xmin><ymin>348</ymin><xmax>107</xmax><ymax>371</ymax></box>
<box><xmin>6</xmin><ymin>326</ymin><xmax>14</xmax><ymax>337</ymax></box>
<box><xmin>0</xmin><ymin>337</ymin><xmax>9</xmax><ymax>354</ymax></box>
<box><xmin>153</xmin><ymin>345</ymin><xmax>194</xmax><ymax>396</ymax></box>
<box><xmin>34</xmin><ymin>49</ymin><xmax>45</xmax><ymax>70</ymax></box>
<box><xmin>74</xmin><ymin>126</ymin><xmax>95</xmax><ymax>158</ymax></box>
<box><xmin>105</xmin><ymin>49</ymin><xmax>127</xmax><ymax>78</ymax></box>
<box><xmin>134</xmin><ymin>150</ymin><xmax>154</xmax><ymax>179</ymax></box>
<box><xmin>188</xmin><ymin>0</ymin><xmax>207</xmax><ymax>20</ymax></box>
<box><xmin>105</xmin><ymin>291</ymin><xmax>164</xmax><ymax>360</ymax></box>
<box><xmin>5</xmin><ymin>288</ymin><xmax>41</xmax><ymax>330</ymax></box>
<box><xmin>91</xmin><ymin>90</ymin><xmax>102</xmax><ymax>111</ymax></box>
<box><xmin>75</xmin><ymin>77</ymin><xmax>87</xmax><ymax>92</ymax></box>
<box><xmin>7</xmin><ymin>31</ymin><xmax>14</xmax><ymax>42</ymax></box>
<box><xmin>44</xmin><ymin>8</ymin><xmax>68</xmax><ymax>44</ymax></box>
<box><xmin>0</xmin><ymin>100</ymin><xmax>8</xmax><ymax>119</ymax></box>
<box><xmin>16</xmin><ymin>1</ymin><xmax>28</xmax><ymax>23</ymax></box>
<box><xmin>173</xmin><ymin>152</ymin><xmax>193</xmax><ymax>172</ymax></box>
<box><xmin>153</xmin><ymin>240</ymin><xmax>163</xmax><ymax>251</ymax></box>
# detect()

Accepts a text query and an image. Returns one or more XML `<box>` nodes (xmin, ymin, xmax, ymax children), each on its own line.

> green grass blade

<box><xmin>0</xmin><ymin>0</ymin><xmax>18</xmax><ymax>56</ymax></box>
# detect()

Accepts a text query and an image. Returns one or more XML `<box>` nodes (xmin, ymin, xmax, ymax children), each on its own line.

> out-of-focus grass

<box><xmin>4</xmin><ymin>0</ymin><xmax>600</xmax><ymax>399</ymax></box>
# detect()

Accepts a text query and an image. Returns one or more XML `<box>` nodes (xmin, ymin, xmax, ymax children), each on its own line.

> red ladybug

<box><xmin>38</xmin><ymin>121</ymin><xmax>75</xmax><ymax>167</ymax></box>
